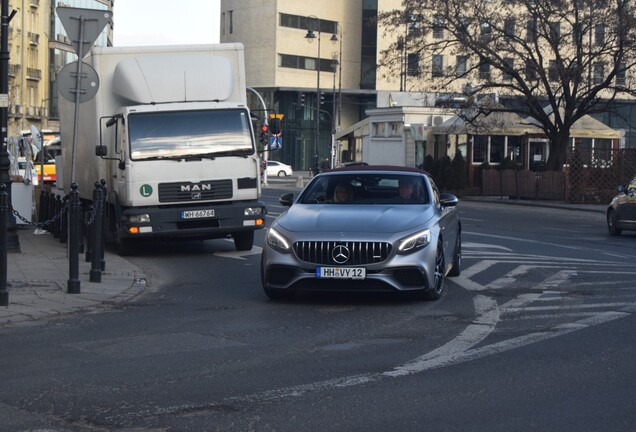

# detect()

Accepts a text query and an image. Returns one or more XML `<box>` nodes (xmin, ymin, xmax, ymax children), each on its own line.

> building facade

<box><xmin>220</xmin><ymin>0</ymin><xmax>379</xmax><ymax>170</ymax></box>
<box><xmin>6</xmin><ymin>0</ymin><xmax>112</xmax><ymax>137</ymax></box>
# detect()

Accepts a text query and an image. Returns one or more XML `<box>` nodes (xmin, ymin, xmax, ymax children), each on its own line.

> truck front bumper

<box><xmin>118</xmin><ymin>200</ymin><xmax>266</xmax><ymax>240</ymax></box>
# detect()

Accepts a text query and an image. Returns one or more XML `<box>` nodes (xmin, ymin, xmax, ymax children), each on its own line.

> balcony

<box><xmin>9</xmin><ymin>105</ymin><xmax>22</xmax><ymax>116</ymax></box>
<box><xmin>8</xmin><ymin>63</ymin><xmax>21</xmax><ymax>77</ymax></box>
<box><xmin>26</xmin><ymin>67</ymin><xmax>41</xmax><ymax>80</ymax></box>
<box><xmin>28</xmin><ymin>32</ymin><xmax>40</xmax><ymax>45</ymax></box>
<box><xmin>25</xmin><ymin>106</ymin><xmax>42</xmax><ymax>118</ymax></box>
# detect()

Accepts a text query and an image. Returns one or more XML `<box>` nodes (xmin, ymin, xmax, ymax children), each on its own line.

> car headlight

<box><xmin>267</xmin><ymin>227</ymin><xmax>291</xmax><ymax>253</ymax></box>
<box><xmin>398</xmin><ymin>229</ymin><xmax>431</xmax><ymax>254</ymax></box>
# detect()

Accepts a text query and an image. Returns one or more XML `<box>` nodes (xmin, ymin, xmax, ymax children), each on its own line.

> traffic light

<box><xmin>319</xmin><ymin>91</ymin><xmax>325</xmax><ymax>105</ymax></box>
<box><xmin>259</xmin><ymin>124</ymin><xmax>269</xmax><ymax>147</ymax></box>
<box><xmin>269</xmin><ymin>118</ymin><xmax>282</xmax><ymax>136</ymax></box>
<box><xmin>298</xmin><ymin>92</ymin><xmax>305</xmax><ymax>106</ymax></box>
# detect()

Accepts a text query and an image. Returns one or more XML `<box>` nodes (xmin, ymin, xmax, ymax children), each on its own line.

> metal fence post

<box><xmin>0</xmin><ymin>184</ymin><xmax>9</xmax><ymax>306</ymax></box>
<box><xmin>89</xmin><ymin>182</ymin><xmax>102</xmax><ymax>283</ymax></box>
<box><xmin>67</xmin><ymin>183</ymin><xmax>81</xmax><ymax>294</ymax></box>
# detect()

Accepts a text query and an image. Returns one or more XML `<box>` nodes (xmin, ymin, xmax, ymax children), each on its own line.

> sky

<box><xmin>113</xmin><ymin>0</ymin><xmax>220</xmax><ymax>47</ymax></box>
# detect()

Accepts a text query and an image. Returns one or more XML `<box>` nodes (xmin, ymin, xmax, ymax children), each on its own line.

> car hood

<box><xmin>276</xmin><ymin>204</ymin><xmax>435</xmax><ymax>233</ymax></box>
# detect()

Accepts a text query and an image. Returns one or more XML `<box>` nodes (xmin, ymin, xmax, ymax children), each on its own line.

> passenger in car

<box><xmin>398</xmin><ymin>178</ymin><xmax>417</xmax><ymax>200</ymax></box>
<box><xmin>333</xmin><ymin>183</ymin><xmax>354</xmax><ymax>203</ymax></box>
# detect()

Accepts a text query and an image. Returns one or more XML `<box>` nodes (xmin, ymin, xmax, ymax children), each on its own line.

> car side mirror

<box><xmin>439</xmin><ymin>193</ymin><xmax>459</xmax><ymax>207</ymax></box>
<box><xmin>279</xmin><ymin>193</ymin><xmax>294</xmax><ymax>207</ymax></box>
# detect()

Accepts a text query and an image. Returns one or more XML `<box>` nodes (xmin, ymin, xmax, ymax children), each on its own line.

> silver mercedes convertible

<box><xmin>261</xmin><ymin>166</ymin><xmax>461</xmax><ymax>300</ymax></box>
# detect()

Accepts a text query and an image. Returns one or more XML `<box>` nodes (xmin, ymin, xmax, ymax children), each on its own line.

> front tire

<box><xmin>233</xmin><ymin>231</ymin><xmax>254</xmax><ymax>251</ymax></box>
<box><xmin>448</xmin><ymin>233</ymin><xmax>461</xmax><ymax>277</ymax></box>
<box><xmin>422</xmin><ymin>241</ymin><xmax>445</xmax><ymax>301</ymax></box>
<box><xmin>607</xmin><ymin>209</ymin><xmax>622</xmax><ymax>236</ymax></box>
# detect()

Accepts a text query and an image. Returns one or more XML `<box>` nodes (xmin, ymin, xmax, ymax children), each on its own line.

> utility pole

<box><xmin>0</xmin><ymin>0</ymin><xmax>20</xmax><ymax>255</ymax></box>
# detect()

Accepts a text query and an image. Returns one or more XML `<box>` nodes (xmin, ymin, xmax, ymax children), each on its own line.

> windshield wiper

<box><xmin>134</xmin><ymin>155</ymin><xmax>185</xmax><ymax>162</ymax></box>
<box><xmin>190</xmin><ymin>149</ymin><xmax>253</xmax><ymax>160</ymax></box>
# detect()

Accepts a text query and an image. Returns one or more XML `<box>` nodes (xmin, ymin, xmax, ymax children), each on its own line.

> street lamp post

<box><xmin>330</xmin><ymin>23</ymin><xmax>343</xmax><ymax>132</ymax></box>
<box><xmin>305</xmin><ymin>16</ymin><xmax>321</xmax><ymax>174</ymax></box>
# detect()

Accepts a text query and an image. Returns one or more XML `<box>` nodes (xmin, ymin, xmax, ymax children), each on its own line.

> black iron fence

<box><xmin>478</xmin><ymin>148</ymin><xmax>636</xmax><ymax>203</ymax></box>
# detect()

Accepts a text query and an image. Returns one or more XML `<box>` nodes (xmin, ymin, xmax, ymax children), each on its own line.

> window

<box><xmin>407</xmin><ymin>53</ymin><xmax>420</xmax><ymax>76</ymax></box>
<box><xmin>373</xmin><ymin>122</ymin><xmax>387</xmax><ymax>137</ymax></box>
<box><xmin>507</xmin><ymin>136</ymin><xmax>522</xmax><ymax>165</ymax></box>
<box><xmin>549</xmin><ymin>22</ymin><xmax>560</xmax><ymax>41</ymax></box>
<box><xmin>572</xmin><ymin>23</ymin><xmax>582</xmax><ymax>44</ymax></box>
<box><xmin>616</xmin><ymin>63</ymin><xmax>626</xmax><ymax>86</ymax></box>
<box><xmin>490</xmin><ymin>136</ymin><xmax>505</xmax><ymax>163</ymax></box>
<box><xmin>433</xmin><ymin>15</ymin><xmax>444</xmax><ymax>39</ymax></box>
<box><xmin>456</xmin><ymin>55</ymin><xmax>468</xmax><ymax>77</ymax></box>
<box><xmin>503</xmin><ymin>57</ymin><xmax>514</xmax><ymax>80</ymax></box>
<box><xmin>526</xmin><ymin>60</ymin><xmax>537</xmax><ymax>80</ymax></box>
<box><xmin>593</xmin><ymin>62</ymin><xmax>605</xmax><ymax>85</ymax></box>
<box><xmin>504</xmin><ymin>18</ymin><xmax>516</xmax><ymax>38</ymax></box>
<box><xmin>480</xmin><ymin>22</ymin><xmax>492</xmax><ymax>41</ymax></box>
<box><xmin>526</xmin><ymin>18</ymin><xmax>537</xmax><ymax>42</ymax></box>
<box><xmin>549</xmin><ymin>60</ymin><xmax>558</xmax><ymax>81</ymax></box>
<box><xmin>389</xmin><ymin>122</ymin><xmax>402</xmax><ymax>136</ymax></box>
<box><xmin>595</xmin><ymin>24</ymin><xmax>605</xmax><ymax>45</ymax></box>
<box><xmin>473</xmin><ymin>136</ymin><xmax>487</xmax><ymax>163</ymax></box>
<box><xmin>229</xmin><ymin>10</ymin><xmax>233</xmax><ymax>34</ymax></box>
<box><xmin>479</xmin><ymin>60</ymin><xmax>491</xmax><ymax>80</ymax></box>
<box><xmin>279</xmin><ymin>13</ymin><xmax>338</xmax><ymax>34</ymax></box>
<box><xmin>279</xmin><ymin>54</ymin><xmax>338</xmax><ymax>73</ymax></box>
<box><xmin>432</xmin><ymin>55</ymin><xmax>444</xmax><ymax>78</ymax></box>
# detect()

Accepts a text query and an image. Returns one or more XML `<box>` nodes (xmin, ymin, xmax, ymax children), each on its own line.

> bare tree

<box><xmin>378</xmin><ymin>0</ymin><xmax>636</xmax><ymax>170</ymax></box>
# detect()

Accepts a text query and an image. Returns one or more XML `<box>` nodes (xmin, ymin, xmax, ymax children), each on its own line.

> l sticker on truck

<box><xmin>140</xmin><ymin>184</ymin><xmax>153</xmax><ymax>197</ymax></box>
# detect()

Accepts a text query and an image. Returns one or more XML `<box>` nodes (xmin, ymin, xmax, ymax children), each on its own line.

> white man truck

<box><xmin>58</xmin><ymin>44</ymin><xmax>266</xmax><ymax>254</ymax></box>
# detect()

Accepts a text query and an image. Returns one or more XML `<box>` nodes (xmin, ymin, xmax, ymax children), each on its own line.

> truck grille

<box><xmin>158</xmin><ymin>179</ymin><xmax>233</xmax><ymax>203</ymax></box>
<box><xmin>293</xmin><ymin>241</ymin><xmax>392</xmax><ymax>265</ymax></box>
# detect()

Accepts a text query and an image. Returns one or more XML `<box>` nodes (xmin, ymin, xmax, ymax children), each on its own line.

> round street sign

<box><xmin>57</xmin><ymin>61</ymin><xmax>100</xmax><ymax>103</ymax></box>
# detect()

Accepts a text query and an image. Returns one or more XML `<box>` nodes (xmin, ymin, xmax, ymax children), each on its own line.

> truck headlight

<box><xmin>244</xmin><ymin>206</ymin><xmax>265</xmax><ymax>216</ymax></box>
<box><xmin>398</xmin><ymin>229</ymin><xmax>431</xmax><ymax>254</ymax></box>
<box><xmin>127</xmin><ymin>214</ymin><xmax>151</xmax><ymax>223</ymax></box>
<box><xmin>266</xmin><ymin>228</ymin><xmax>290</xmax><ymax>253</ymax></box>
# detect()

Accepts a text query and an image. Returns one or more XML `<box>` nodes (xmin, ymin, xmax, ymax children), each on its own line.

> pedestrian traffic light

<box><xmin>298</xmin><ymin>92</ymin><xmax>305</xmax><ymax>106</ymax></box>
<box><xmin>259</xmin><ymin>124</ymin><xmax>269</xmax><ymax>147</ymax></box>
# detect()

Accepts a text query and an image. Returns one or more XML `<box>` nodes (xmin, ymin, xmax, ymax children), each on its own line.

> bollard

<box><xmin>100</xmin><ymin>179</ymin><xmax>107</xmax><ymax>271</ymax></box>
<box><xmin>53</xmin><ymin>195</ymin><xmax>62</xmax><ymax>238</ymax></box>
<box><xmin>59</xmin><ymin>195</ymin><xmax>68</xmax><ymax>243</ymax></box>
<box><xmin>84</xmin><ymin>203</ymin><xmax>94</xmax><ymax>263</ymax></box>
<box><xmin>89</xmin><ymin>182</ymin><xmax>103</xmax><ymax>283</ymax></box>
<box><xmin>47</xmin><ymin>191</ymin><xmax>55</xmax><ymax>233</ymax></box>
<box><xmin>1</xmin><ymin>184</ymin><xmax>9</xmax><ymax>306</ymax></box>
<box><xmin>296</xmin><ymin>176</ymin><xmax>304</xmax><ymax>188</ymax></box>
<box><xmin>67</xmin><ymin>183</ymin><xmax>81</xmax><ymax>294</ymax></box>
<box><xmin>39</xmin><ymin>188</ymin><xmax>46</xmax><ymax>223</ymax></box>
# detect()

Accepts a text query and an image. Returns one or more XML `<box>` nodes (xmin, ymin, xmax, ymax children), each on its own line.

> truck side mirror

<box><xmin>95</xmin><ymin>145</ymin><xmax>107</xmax><ymax>157</ymax></box>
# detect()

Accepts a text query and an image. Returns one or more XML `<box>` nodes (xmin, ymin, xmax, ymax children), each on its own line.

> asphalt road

<box><xmin>1</xmin><ymin>192</ymin><xmax>635</xmax><ymax>431</ymax></box>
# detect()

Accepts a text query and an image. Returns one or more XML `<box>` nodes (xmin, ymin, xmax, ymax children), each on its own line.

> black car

<box><xmin>607</xmin><ymin>174</ymin><xmax>636</xmax><ymax>235</ymax></box>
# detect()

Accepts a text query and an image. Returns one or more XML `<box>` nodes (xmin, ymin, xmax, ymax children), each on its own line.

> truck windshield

<box><xmin>128</xmin><ymin>109</ymin><xmax>254</xmax><ymax>160</ymax></box>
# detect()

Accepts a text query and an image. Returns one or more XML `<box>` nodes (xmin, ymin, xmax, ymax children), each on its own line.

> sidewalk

<box><xmin>1</xmin><ymin>227</ymin><xmax>146</xmax><ymax>329</ymax></box>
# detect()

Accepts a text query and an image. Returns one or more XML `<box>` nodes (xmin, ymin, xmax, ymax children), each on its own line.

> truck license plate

<box><xmin>316</xmin><ymin>266</ymin><xmax>366</xmax><ymax>279</ymax></box>
<box><xmin>181</xmin><ymin>209</ymin><xmax>215</xmax><ymax>219</ymax></box>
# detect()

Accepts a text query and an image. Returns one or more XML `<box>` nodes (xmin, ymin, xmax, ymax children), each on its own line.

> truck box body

<box><xmin>59</xmin><ymin>44</ymin><xmax>265</xmax><ymax>252</ymax></box>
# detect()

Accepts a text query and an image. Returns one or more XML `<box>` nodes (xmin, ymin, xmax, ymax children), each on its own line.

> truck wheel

<box><xmin>233</xmin><ymin>231</ymin><xmax>254</xmax><ymax>251</ymax></box>
<box><xmin>116</xmin><ymin>234</ymin><xmax>134</xmax><ymax>256</ymax></box>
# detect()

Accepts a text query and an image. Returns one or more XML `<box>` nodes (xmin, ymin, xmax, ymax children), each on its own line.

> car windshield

<box><xmin>128</xmin><ymin>109</ymin><xmax>254</xmax><ymax>160</ymax></box>
<box><xmin>298</xmin><ymin>173</ymin><xmax>430</xmax><ymax>205</ymax></box>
